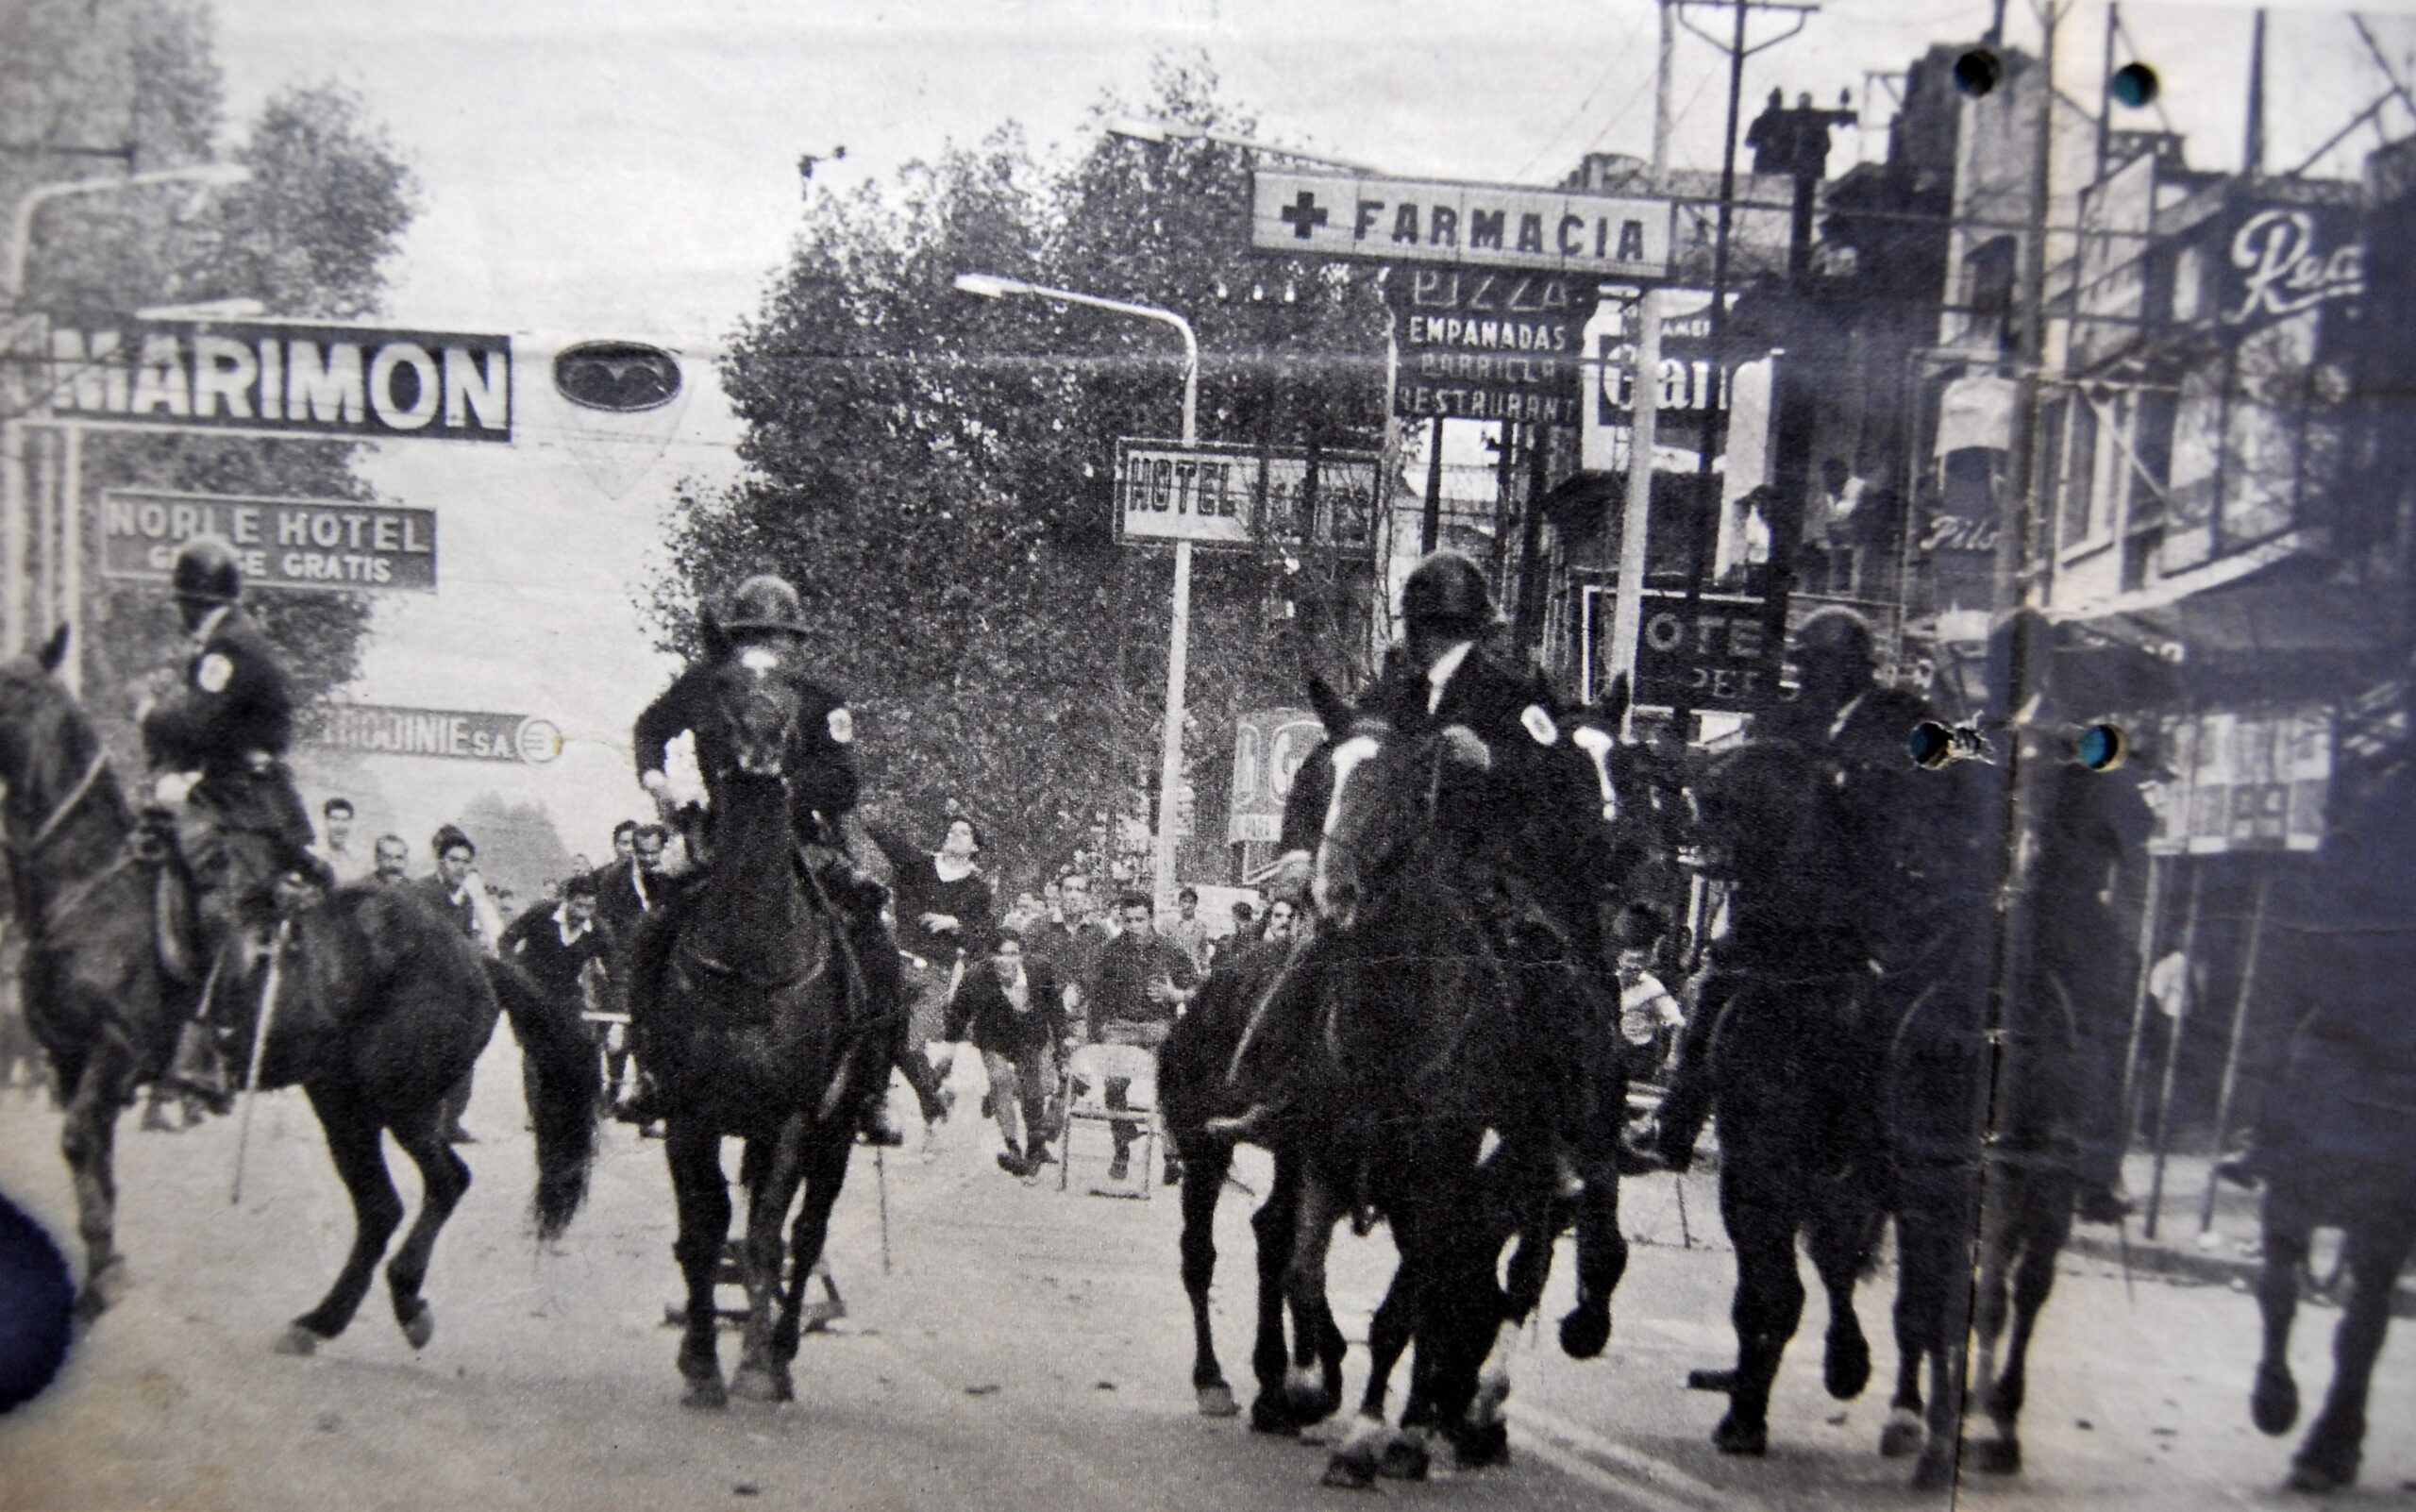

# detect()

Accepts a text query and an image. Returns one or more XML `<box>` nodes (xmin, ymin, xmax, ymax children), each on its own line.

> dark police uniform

<box><xmin>632</xmin><ymin>647</ymin><xmax>860</xmax><ymax>846</ymax></box>
<box><xmin>142</xmin><ymin>605</ymin><xmax>321</xmax><ymax>900</ymax></box>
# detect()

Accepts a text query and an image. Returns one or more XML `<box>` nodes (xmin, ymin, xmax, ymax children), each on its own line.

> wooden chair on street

<box><xmin>1059</xmin><ymin>1042</ymin><xmax>1160</xmax><ymax>1199</ymax></box>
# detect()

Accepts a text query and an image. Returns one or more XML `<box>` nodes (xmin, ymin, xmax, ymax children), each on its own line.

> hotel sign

<box><xmin>1251</xmin><ymin>170</ymin><xmax>1672</xmax><ymax>280</ymax></box>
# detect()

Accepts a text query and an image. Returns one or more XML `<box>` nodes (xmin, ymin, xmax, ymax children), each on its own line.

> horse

<box><xmin>1157</xmin><ymin>933</ymin><xmax>1348</xmax><ymax>1434</ymax></box>
<box><xmin>626</xmin><ymin>651</ymin><xmax>885</xmax><ymax>1408</ymax></box>
<box><xmin>0</xmin><ymin>627</ymin><xmax>597</xmax><ymax>1342</ymax></box>
<box><xmin>1660</xmin><ymin>734</ymin><xmax>1888</xmax><ymax>1460</ymax></box>
<box><xmin>2240</xmin><ymin>754</ymin><xmax>2416</xmax><ymax>1494</ymax></box>
<box><xmin>1288</xmin><ymin>715</ymin><xmax>1576</xmax><ymax>1487</ymax></box>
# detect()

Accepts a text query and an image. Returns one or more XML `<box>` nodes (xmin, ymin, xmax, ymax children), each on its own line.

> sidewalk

<box><xmin>2062</xmin><ymin>1151</ymin><xmax>2416</xmax><ymax>1319</ymax></box>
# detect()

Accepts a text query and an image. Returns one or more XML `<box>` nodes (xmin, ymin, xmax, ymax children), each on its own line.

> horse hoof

<box><xmin>2284</xmin><ymin>1453</ymin><xmax>2357</xmax><ymax>1494</ymax></box>
<box><xmin>1196</xmin><ymin>1383</ymin><xmax>1239</xmax><ymax>1419</ymax></box>
<box><xmin>2252</xmin><ymin>1359</ymin><xmax>2301</xmax><ymax>1436</ymax></box>
<box><xmin>730</xmin><ymin>1363</ymin><xmax>793</xmax><ymax>1404</ymax></box>
<box><xmin>1972</xmin><ymin>1435</ymin><xmax>2022</xmax><ymax>1475</ymax></box>
<box><xmin>275</xmin><ymin>1323</ymin><xmax>322</xmax><ymax>1357</ymax></box>
<box><xmin>1878</xmin><ymin>1411</ymin><xmax>1925</xmax><ymax>1458</ymax></box>
<box><xmin>1321</xmin><ymin>1448</ymin><xmax>1379</xmax><ymax>1489</ymax></box>
<box><xmin>399</xmin><ymin>1304</ymin><xmax>435</xmax><ymax>1352</ymax></box>
<box><xmin>1711</xmin><ymin>1412</ymin><xmax>1767</xmax><ymax>1456</ymax></box>
<box><xmin>1558</xmin><ymin>1303</ymin><xmax>1611</xmax><ymax>1360</ymax></box>
<box><xmin>1910</xmin><ymin>1443</ymin><xmax>1957</xmax><ymax>1490</ymax></box>
<box><xmin>1377</xmin><ymin>1436</ymin><xmax>1431</xmax><ymax>1481</ymax></box>
<box><xmin>681</xmin><ymin>1376</ymin><xmax>729</xmax><ymax>1410</ymax></box>
<box><xmin>1249</xmin><ymin>1395</ymin><xmax>1301</xmax><ymax>1437</ymax></box>
<box><xmin>1451</xmin><ymin>1419</ymin><xmax>1511</xmax><ymax>1470</ymax></box>
<box><xmin>1687</xmin><ymin>1368</ymin><xmax>1738</xmax><ymax>1394</ymax></box>
<box><xmin>1823</xmin><ymin>1324</ymin><xmax>1871</xmax><ymax>1400</ymax></box>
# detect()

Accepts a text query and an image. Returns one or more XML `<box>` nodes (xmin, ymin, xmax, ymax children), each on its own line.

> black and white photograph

<box><xmin>2</xmin><ymin>0</ymin><xmax>2412</xmax><ymax>1505</ymax></box>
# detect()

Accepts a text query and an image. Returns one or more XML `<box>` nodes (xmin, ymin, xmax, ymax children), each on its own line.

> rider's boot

<box><xmin>858</xmin><ymin>1088</ymin><xmax>908</xmax><ymax>1147</ymax></box>
<box><xmin>162</xmin><ymin>1018</ymin><xmax>234</xmax><ymax>1116</ymax></box>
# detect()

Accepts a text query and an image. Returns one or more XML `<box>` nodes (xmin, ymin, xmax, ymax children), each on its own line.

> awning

<box><xmin>2068</xmin><ymin>564</ymin><xmax>2397</xmax><ymax>707</ymax></box>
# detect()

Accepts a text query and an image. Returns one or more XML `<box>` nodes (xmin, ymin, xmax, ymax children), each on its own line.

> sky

<box><xmin>200</xmin><ymin>0</ymin><xmax>2416</xmax><ymax>859</ymax></box>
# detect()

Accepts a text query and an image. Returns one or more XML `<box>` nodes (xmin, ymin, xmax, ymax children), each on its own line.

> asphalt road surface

<box><xmin>3</xmin><ymin>1038</ymin><xmax>2410</xmax><ymax>1511</ymax></box>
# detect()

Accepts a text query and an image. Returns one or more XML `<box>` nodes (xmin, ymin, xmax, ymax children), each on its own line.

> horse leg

<box><xmin>1281</xmin><ymin>1164</ymin><xmax>1347</xmax><ymax>1428</ymax></box>
<box><xmin>1330</xmin><ymin>1243</ymin><xmax>1428</xmax><ymax>1489</ymax></box>
<box><xmin>1178</xmin><ymin>1134</ymin><xmax>1239</xmax><ymax>1417</ymax></box>
<box><xmin>1704</xmin><ymin>1165</ymin><xmax>1804</xmax><ymax>1456</ymax></box>
<box><xmin>1804</xmin><ymin>1180</ymin><xmax>1876</xmax><ymax>1402</ymax></box>
<box><xmin>770</xmin><ymin>1126</ymin><xmax>854</xmax><ymax>1375</ymax></box>
<box><xmin>2287</xmin><ymin>1204</ymin><xmax>2416</xmax><ymax>1493</ymax></box>
<box><xmin>1559</xmin><ymin>1170</ymin><xmax>1626</xmax><ymax>1360</ymax></box>
<box><xmin>381</xmin><ymin>1094</ymin><xmax>473</xmax><ymax>1352</ymax></box>
<box><xmin>1247</xmin><ymin>1153</ymin><xmax>1302</xmax><ymax>1435</ymax></box>
<box><xmin>2251</xmin><ymin>1186</ymin><xmax>2312</xmax><ymax>1439</ymax></box>
<box><xmin>282</xmin><ymin>1084</ymin><xmax>405</xmax><ymax>1353</ymax></box>
<box><xmin>1975</xmin><ymin>1181</ymin><xmax>2072</xmax><ymax>1477</ymax></box>
<box><xmin>666</xmin><ymin>1117</ymin><xmax>733</xmax><ymax>1408</ymax></box>
<box><xmin>59</xmin><ymin>1046</ymin><xmax>133</xmax><ymax>1320</ymax></box>
<box><xmin>731</xmin><ymin>1117</ymin><xmax>810</xmax><ymax>1403</ymax></box>
<box><xmin>1881</xmin><ymin>1193</ymin><xmax>1961</xmax><ymax>1465</ymax></box>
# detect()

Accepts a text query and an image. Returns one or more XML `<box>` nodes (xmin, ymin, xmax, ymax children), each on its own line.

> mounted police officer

<box><xmin>1254</xmin><ymin>551</ymin><xmax>1607</xmax><ymax>1190</ymax></box>
<box><xmin>145</xmin><ymin>537</ymin><xmax>333</xmax><ymax>1107</ymax></box>
<box><xmin>626</xmin><ymin>573</ymin><xmax>924</xmax><ymax>1145</ymax></box>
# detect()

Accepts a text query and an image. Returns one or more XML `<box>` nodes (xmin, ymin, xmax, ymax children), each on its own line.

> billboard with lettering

<box><xmin>101</xmin><ymin>489</ymin><xmax>437</xmax><ymax>593</ymax></box>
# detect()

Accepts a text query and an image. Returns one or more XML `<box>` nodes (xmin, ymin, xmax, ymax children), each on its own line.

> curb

<box><xmin>2065</xmin><ymin>1232</ymin><xmax>2416</xmax><ymax>1320</ymax></box>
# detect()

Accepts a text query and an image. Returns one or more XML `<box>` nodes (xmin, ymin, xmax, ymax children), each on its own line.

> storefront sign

<box><xmin>1251</xmin><ymin>170</ymin><xmax>1671</xmax><ymax>279</ymax></box>
<box><xmin>1584</xmin><ymin>585</ymin><xmax>1782</xmax><ymax>713</ymax></box>
<box><xmin>305</xmin><ymin>704</ymin><xmax>562</xmax><ymax>764</ymax></box>
<box><xmin>1115</xmin><ymin>439</ymin><xmax>1379</xmax><ymax>549</ymax></box>
<box><xmin>100</xmin><ymin>489</ymin><xmax>437</xmax><ymax>593</ymax></box>
<box><xmin>2222</xmin><ymin>208</ymin><xmax>2363</xmax><ymax>333</ymax></box>
<box><xmin>1393</xmin><ymin>271</ymin><xmax>1589</xmax><ymax>425</ymax></box>
<box><xmin>2154</xmin><ymin>707</ymin><xmax>2330</xmax><ymax>854</ymax></box>
<box><xmin>1228</xmin><ymin>706</ymin><xmax>1324</xmax><ymax>843</ymax></box>
<box><xmin>33</xmin><ymin>318</ymin><xmax>512</xmax><ymax>442</ymax></box>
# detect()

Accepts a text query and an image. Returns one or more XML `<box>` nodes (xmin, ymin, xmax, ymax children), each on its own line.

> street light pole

<box><xmin>1103</xmin><ymin>118</ymin><xmax>1381</xmax><ymax>175</ymax></box>
<box><xmin>953</xmin><ymin>273</ymin><xmax>1199</xmax><ymax>916</ymax></box>
<box><xmin>2</xmin><ymin>161</ymin><xmax>254</xmax><ymax>661</ymax></box>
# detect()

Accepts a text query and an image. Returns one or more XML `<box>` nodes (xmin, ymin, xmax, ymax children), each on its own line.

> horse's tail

<box><xmin>480</xmin><ymin>956</ymin><xmax>597</xmax><ymax>1239</ymax></box>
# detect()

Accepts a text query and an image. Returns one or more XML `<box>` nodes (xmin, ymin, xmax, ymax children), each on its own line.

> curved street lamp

<box><xmin>1103</xmin><ymin>117</ymin><xmax>1381</xmax><ymax>176</ymax></box>
<box><xmin>954</xmin><ymin>270</ymin><xmax>1200</xmax><ymax>915</ymax></box>
<box><xmin>3</xmin><ymin>160</ymin><xmax>256</xmax><ymax>668</ymax></box>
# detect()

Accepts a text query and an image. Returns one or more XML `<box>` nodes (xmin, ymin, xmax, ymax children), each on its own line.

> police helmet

<box><xmin>1401</xmin><ymin>551</ymin><xmax>1492</xmax><ymax>630</ymax></box>
<box><xmin>172</xmin><ymin>537</ymin><xmax>243</xmax><ymax>607</ymax></box>
<box><xmin>1789</xmin><ymin>605</ymin><xmax>1876</xmax><ymax>672</ymax></box>
<box><xmin>721</xmin><ymin>575</ymin><xmax>808</xmax><ymax>636</ymax></box>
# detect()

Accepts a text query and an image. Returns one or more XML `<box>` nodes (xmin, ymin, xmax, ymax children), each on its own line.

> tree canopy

<box><xmin>654</xmin><ymin>57</ymin><xmax>1399</xmax><ymax>883</ymax></box>
<box><xmin>3</xmin><ymin>0</ymin><xmax>416</xmax><ymax>766</ymax></box>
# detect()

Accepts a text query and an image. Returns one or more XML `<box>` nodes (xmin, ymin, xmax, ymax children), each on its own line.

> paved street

<box><xmin>4</xmin><ymin>1041</ymin><xmax>2409</xmax><ymax>1512</ymax></box>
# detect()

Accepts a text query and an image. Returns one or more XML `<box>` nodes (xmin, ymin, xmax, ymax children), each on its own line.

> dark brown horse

<box><xmin>0</xmin><ymin>628</ymin><xmax>596</xmax><ymax>1342</ymax></box>
<box><xmin>626</xmin><ymin>653</ymin><xmax>884</xmax><ymax>1407</ymax></box>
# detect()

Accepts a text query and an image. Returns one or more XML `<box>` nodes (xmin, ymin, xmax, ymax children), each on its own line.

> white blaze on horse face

<box><xmin>1321</xmin><ymin>735</ymin><xmax>1381</xmax><ymax>838</ymax></box>
<box><xmin>1571</xmin><ymin>725</ymin><xmax>1617</xmax><ymax>820</ymax></box>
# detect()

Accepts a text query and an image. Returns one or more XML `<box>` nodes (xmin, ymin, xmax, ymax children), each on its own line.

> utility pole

<box><xmin>2243</xmin><ymin>8</ymin><xmax>2267</xmax><ymax>179</ymax></box>
<box><xmin>1420</xmin><ymin>414</ymin><xmax>1445</xmax><ymax>554</ymax></box>
<box><xmin>1605</xmin><ymin>0</ymin><xmax>1679</xmax><ymax>723</ymax></box>
<box><xmin>1669</xmin><ymin>0</ymin><xmax>1820</xmax><ymax>730</ymax></box>
<box><xmin>1998</xmin><ymin>0</ymin><xmax>2059</xmax><ymax>615</ymax></box>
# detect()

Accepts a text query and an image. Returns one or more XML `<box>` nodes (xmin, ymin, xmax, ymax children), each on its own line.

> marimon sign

<box><xmin>1250</xmin><ymin>170</ymin><xmax>1672</xmax><ymax>280</ymax></box>
<box><xmin>102</xmin><ymin>489</ymin><xmax>436</xmax><ymax>593</ymax></box>
<box><xmin>30</xmin><ymin>317</ymin><xmax>511</xmax><ymax>442</ymax></box>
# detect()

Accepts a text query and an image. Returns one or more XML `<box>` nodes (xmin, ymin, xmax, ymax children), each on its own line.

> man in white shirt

<box><xmin>312</xmin><ymin>797</ymin><xmax>373</xmax><ymax>885</ymax></box>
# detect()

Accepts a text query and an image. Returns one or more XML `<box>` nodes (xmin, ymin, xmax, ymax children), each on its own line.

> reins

<box><xmin>5</xmin><ymin>747</ymin><xmax>108</xmax><ymax>858</ymax></box>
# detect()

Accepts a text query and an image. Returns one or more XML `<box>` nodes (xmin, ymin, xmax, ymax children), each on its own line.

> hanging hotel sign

<box><xmin>1251</xmin><ymin>170</ymin><xmax>1672</xmax><ymax>279</ymax></box>
<box><xmin>101</xmin><ymin>488</ymin><xmax>437</xmax><ymax>593</ymax></box>
<box><xmin>1390</xmin><ymin>270</ymin><xmax>1589</xmax><ymax>426</ymax></box>
<box><xmin>1114</xmin><ymin>438</ymin><xmax>1380</xmax><ymax>550</ymax></box>
<box><xmin>25</xmin><ymin>317</ymin><xmax>512</xmax><ymax>442</ymax></box>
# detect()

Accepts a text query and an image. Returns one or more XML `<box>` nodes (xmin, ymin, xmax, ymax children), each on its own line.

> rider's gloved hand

<box><xmin>639</xmin><ymin>768</ymin><xmax>676</xmax><ymax>816</ymax></box>
<box><xmin>1267</xmin><ymin>848</ymin><xmax>1313</xmax><ymax>899</ymax></box>
<box><xmin>152</xmin><ymin>770</ymin><xmax>199</xmax><ymax>806</ymax></box>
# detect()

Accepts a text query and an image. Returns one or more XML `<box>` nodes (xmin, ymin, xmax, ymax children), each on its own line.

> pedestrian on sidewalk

<box><xmin>938</xmin><ymin>929</ymin><xmax>1069</xmax><ymax>1177</ymax></box>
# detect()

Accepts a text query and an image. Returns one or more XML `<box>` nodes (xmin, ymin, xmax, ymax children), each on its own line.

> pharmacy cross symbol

<box><xmin>1278</xmin><ymin>190</ymin><xmax>1329</xmax><ymax>239</ymax></box>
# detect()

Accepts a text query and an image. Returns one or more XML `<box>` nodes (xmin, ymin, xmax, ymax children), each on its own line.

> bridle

<box><xmin>6</xmin><ymin>746</ymin><xmax>108</xmax><ymax>856</ymax></box>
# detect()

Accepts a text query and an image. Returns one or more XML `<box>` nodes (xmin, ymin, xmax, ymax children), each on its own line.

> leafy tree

<box><xmin>2</xmin><ymin>0</ymin><xmax>415</xmax><ymax>771</ymax></box>
<box><xmin>655</xmin><ymin>56</ymin><xmax>1395</xmax><ymax>882</ymax></box>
